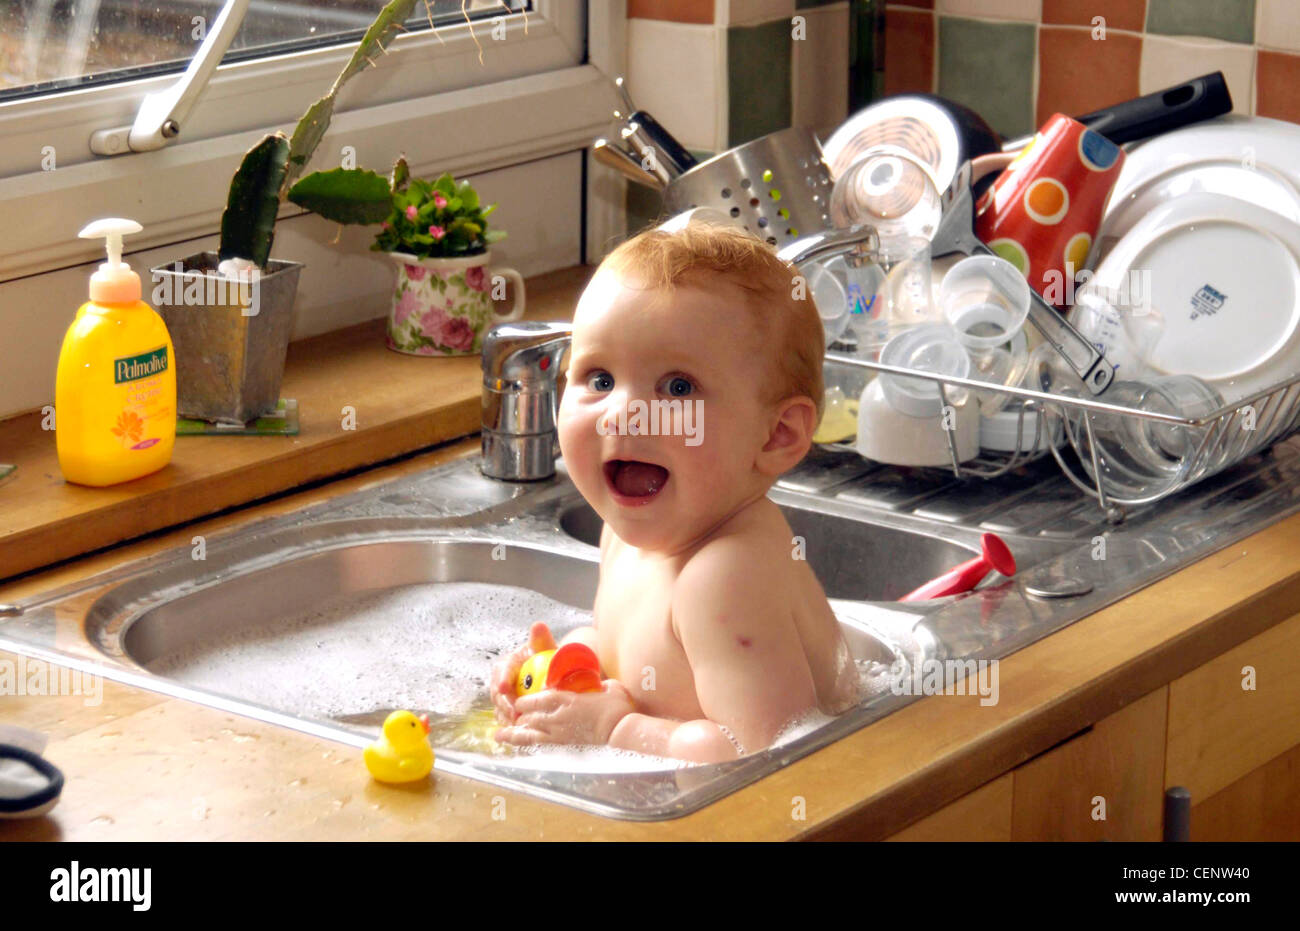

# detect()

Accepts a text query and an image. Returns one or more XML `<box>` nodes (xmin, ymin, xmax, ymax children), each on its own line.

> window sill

<box><xmin>0</xmin><ymin>263</ymin><xmax>592</xmax><ymax>583</ymax></box>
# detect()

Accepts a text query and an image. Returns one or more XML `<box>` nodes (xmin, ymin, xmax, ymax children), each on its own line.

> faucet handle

<box><xmin>482</xmin><ymin>321</ymin><xmax>574</xmax><ymax>387</ymax></box>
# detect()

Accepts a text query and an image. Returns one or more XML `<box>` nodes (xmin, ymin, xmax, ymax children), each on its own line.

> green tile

<box><xmin>727</xmin><ymin>20</ymin><xmax>793</xmax><ymax>146</ymax></box>
<box><xmin>1146</xmin><ymin>0</ymin><xmax>1255</xmax><ymax>45</ymax></box>
<box><xmin>625</xmin><ymin>181</ymin><xmax>665</xmax><ymax>239</ymax></box>
<box><xmin>937</xmin><ymin>16</ymin><xmax>1035</xmax><ymax>139</ymax></box>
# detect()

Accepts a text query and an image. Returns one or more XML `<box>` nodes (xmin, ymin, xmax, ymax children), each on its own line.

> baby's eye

<box><xmin>660</xmin><ymin>375</ymin><xmax>694</xmax><ymax>398</ymax></box>
<box><xmin>586</xmin><ymin>371</ymin><xmax>614</xmax><ymax>392</ymax></box>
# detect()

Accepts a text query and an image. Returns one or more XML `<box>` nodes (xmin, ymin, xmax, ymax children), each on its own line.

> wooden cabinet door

<box><xmin>1167</xmin><ymin>610</ymin><xmax>1300</xmax><ymax>841</ymax></box>
<box><xmin>1010</xmin><ymin>687</ymin><xmax>1168</xmax><ymax>841</ymax></box>
<box><xmin>1167</xmin><ymin>610</ymin><xmax>1300</xmax><ymax>802</ymax></box>
<box><xmin>886</xmin><ymin>773</ymin><xmax>1014</xmax><ymax>841</ymax></box>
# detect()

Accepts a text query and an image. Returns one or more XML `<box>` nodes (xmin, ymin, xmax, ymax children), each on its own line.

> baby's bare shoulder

<box><xmin>674</xmin><ymin>523</ymin><xmax>793</xmax><ymax>604</ymax></box>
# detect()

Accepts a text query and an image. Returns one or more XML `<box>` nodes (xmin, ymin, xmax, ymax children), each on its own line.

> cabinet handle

<box><xmin>1163</xmin><ymin>786</ymin><xmax>1191</xmax><ymax>842</ymax></box>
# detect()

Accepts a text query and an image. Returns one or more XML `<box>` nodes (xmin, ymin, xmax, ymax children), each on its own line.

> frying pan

<box><xmin>823</xmin><ymin>72</ymin><xmax>1232</xmax><ymax>194</ymax></box>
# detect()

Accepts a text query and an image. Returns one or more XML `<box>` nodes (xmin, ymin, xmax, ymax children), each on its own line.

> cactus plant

<box><xmin>218</xmin><ymin>133</ymin><xmax>291</xmax><ymax>267</ymax></box>
<box><xmin>217</xmin><ymin>0</ymin><xmax>418</xmax><ymax>268</ymax></box>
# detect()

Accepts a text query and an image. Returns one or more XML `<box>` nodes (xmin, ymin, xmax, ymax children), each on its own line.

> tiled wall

<box><xmin>885</xmin><ymin>0</ymin><xmax>1300</xmax><ymax>139</ymax></box>
<box><xmin>623</xmin><ymin>0</ymin><xmax>857</xmax><ymax>234</ymax></box>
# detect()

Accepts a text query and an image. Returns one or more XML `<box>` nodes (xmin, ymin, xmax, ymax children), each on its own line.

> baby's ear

<box><xmin>756</xmin><ymin>396</ymin><xmax>817</xmax><ymax>476</ymax></box>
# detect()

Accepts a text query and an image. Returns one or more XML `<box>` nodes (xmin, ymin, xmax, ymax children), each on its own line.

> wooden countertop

<box><xmin>3</xmin><ymin>260</ymin><xmax>1300</xmax><ymax>839</ymax></box>
<box><xmin>0</xmin><ymin>265</ymin><xmax>594</xmax><ymax>584</ymax></box>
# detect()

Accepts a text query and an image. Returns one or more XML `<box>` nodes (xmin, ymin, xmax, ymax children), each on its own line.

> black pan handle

<box><xmin>630</xmin><ymin>110</ymin><xmax>698</xmax><ymax>173</ymax></box>
<box><xmin>1076</xmin><ymin>72</ymin><xmax>1232</xmax><ymax>146</ymax></box>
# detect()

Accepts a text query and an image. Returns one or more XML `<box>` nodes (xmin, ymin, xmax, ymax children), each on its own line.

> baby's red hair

<box><xmin>597</xmin><ymin>222</ymin><xmax>825</xmax><ymax>418</ymax></box>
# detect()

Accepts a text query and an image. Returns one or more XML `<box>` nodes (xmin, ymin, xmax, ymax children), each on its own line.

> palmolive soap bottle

<box><xmin>55</xmin><ymin>218</ymin><xmax>176</xmax><ymax>486</ymax></box>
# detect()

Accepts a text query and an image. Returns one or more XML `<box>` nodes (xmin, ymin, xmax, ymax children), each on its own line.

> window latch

<box><xmin>90</xmin><ymin>0</ymin><xmax>252</xmax><ymax>156</ymax></box>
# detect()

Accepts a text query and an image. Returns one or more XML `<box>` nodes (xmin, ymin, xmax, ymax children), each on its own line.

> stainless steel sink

<box><xmin>559</xmin><ymin>502</ymin><xmax>989</xmax><ymax>602</ymax></box>
<box><xmin>5</xmin><ymin>439</ymin><xmax>1300</xmax><ymax>820</ymax></box>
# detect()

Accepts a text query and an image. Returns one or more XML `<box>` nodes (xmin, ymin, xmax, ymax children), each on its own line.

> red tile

<box><xmin>884</xmin><ymin>8</ymin><xmax>935</xmax><ymax>96</ymax></box>
<box><xmin>627</xmin><ymin>0</ymin><xmax>712</xmax><ymax>24</ymax></box>
<box><xmin>1258</xmin><ymin>51</ymin><xmax>1300</xmax><ymax>125</ymax></box>
<box><xmin>1036</xmin><ymin>26</ymin><xmax>1142</xmax><ymax>128</ymax></box>
<box><xmin>1042</xmin><ymin>0</ymin><xmax>1145</xmax><ymax>33</ymax></box>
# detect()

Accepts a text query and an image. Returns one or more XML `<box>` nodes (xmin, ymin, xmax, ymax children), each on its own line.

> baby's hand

<box><xmin>489</xmin><ymin>621</ymin><xmax>557</xmax><ymax>724</ymax></box>
<box><xmin>494</xmin><ymin>679</ymin><xmax>635</xmax><ymax>747</ymax></box>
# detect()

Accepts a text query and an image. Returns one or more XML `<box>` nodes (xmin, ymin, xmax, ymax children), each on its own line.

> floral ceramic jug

<box><xmin>386</xmin><ymin>250</ymin><xmax>525</xmax><ymax>355</ymax></box>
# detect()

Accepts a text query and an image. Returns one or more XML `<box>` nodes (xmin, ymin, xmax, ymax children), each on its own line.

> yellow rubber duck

<box><xmin>363</xmin><ymin>710</ymin><xmax>434</xmax><ymax>784</ymax></box>
<box><xmin>515</xmin><ymin>642</ymin><xmax>603</xmax><ymax>696</ymax></box>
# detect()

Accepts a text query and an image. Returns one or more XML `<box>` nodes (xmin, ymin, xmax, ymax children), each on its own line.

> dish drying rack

<box><xmin>823</xmin><ymin>351</ymin><xmax>1300</xmax><ymax>522</ymax></box>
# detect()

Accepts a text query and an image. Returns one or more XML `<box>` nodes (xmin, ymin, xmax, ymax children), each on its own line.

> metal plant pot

<box><xmin>149</xmin><ymin>251</ymin><xmax>303</xmax><ymax>424</ymax></box>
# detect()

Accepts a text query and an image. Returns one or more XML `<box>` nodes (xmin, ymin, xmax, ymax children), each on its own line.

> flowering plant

<box><xmin>372</xmin><ymin>169</ymin><xmax>505</xmax><ymax>259</ymax></box>
<box><xmin>286</xmin><ymin>157</ymin><xmax>506</xmax><ymax>260</ymax></box>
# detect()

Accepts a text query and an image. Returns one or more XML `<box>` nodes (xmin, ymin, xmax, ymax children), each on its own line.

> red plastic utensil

<box><xmin>900</xmin><ymin>533</ymin><xmax>1017</xmax><ymax>601</ymax></box>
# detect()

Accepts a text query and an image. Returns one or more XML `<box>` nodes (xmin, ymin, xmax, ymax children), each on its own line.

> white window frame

<box><xmin>0</xmin><ymin>0</ymin><xmax>627</xmax><ymax>282</ymax></box>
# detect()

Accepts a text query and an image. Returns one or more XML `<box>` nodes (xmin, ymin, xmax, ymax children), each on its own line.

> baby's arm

<box><xmin>608</xmin><ymin>538</ymin><xmax>820</xmax><ymax>762</ymax></box>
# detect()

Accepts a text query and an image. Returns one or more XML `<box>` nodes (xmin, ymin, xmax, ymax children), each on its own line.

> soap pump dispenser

<box><xmin>55</xmin><ymin>218</ymin><xmax>177</xmax><ymax>486</ymax></box>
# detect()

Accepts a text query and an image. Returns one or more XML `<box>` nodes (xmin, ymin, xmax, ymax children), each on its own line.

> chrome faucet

<box><xmin>481</xmin><ymin>320</ymin><xmax>573</xmax><ymax>481</ymax></box>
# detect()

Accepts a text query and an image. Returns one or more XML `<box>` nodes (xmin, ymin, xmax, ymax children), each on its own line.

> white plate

<box><xmin>1078</xmin><ymin>192</ymin><xmax>1300</xmax><ymax>402</ymax></box>
<box><xmin>1098</xmin><ymin>159</ymin><xmax>1300</xmax><ymax>260</ymax></box>
<box><xmin>1098</xmin><ymin>115</ymin><xmax>1300</xmax><ymax>266</ymax></box>
<box><xmin>1111</xmin><ymin>115</ymin><xmax>1300</xmax><ymax>201</ymax></box>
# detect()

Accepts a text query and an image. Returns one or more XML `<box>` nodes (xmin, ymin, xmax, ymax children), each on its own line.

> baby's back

<box><xmin>595</xmin><ymin>496</ymin><xmax>860</xmax><ymax>745</ymax></box>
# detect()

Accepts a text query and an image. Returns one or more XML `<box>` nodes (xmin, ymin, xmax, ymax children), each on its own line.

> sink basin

<box><xmin>6</xmin><ymin>443</ymin><xmax>1300</xmax><ymax>819</ymax></box>
<box><xmin>100</xmin><ymin>537</ymin><xmax>905</xmax><ymax>712</ymax></box>
<box><xmin>560</xmin><ymin>501</ymin><xmax>982</xmax><ymax>601</ymax></box>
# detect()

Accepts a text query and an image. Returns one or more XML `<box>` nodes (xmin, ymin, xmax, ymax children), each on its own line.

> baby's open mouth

<box><xmin>603</xmin><ymin>459</ymin><xmax>669</xmax><ymax>502</ymax></box>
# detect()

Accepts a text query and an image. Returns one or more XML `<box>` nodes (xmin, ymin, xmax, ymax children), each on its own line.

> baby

<box><xmin>489</xmin><ymin>223</ymin><xmax>860</xmax><ymax>763</ymax></box>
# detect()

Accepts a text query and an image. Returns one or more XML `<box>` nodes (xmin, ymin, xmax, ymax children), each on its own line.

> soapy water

<box><xmin>148</xmin><ymin>581</ymin><xmax>902</xmax><ymax>773</ymax></box>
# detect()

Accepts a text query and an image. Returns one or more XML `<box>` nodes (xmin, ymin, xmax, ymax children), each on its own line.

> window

<box><xmin>1</xmin><ymin>1</ymin><xmax>529</xmax><ymax>102</ymax></box>
<box><xmin>0</xmin><ymin>1</ymin><xmax>613</xmax><ymax>281</ymax></box>
<box><xmin>0</xmin><ymin>1</ymin><xmax>626</xmax><ymax>419</ymax></box>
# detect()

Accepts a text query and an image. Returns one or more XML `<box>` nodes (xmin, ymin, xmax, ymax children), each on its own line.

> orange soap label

<box><xmin>112</xmin><ymin>345</ymin><xmax>171</xmax><ymax>451</ymax></box>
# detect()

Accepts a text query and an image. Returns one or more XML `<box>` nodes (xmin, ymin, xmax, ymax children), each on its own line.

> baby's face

<box><xmin>558</xmin><ymin>270</ymin><xmax>777</xmax><ymax>552</ymax></box>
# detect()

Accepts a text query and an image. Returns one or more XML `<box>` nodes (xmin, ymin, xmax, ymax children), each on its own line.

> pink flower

<box><xmin>428</xmin><ymin>224</ymin><xmax>445</xmax><ymax>240</ymax></box>
<box><xmin>440</xmin><ymin>315</ymin><xmax>476</xmax><ymax>352</ymax></box>
<box><xmin>465</xmin><ymin>265</ymin><xmax>488</xmax><ymax>292</ymax></box>
<box><xmin>381</xmin><ymin>220</ymin><xmax>390</xmax><ymax>230</ymax></box>
<box><xmin>405</xmin><ymin>205</ymin><xmax>418</xmax><ymax>221</ymax></box>
<box><xmin>419</xmin><ymin>306</ymin><xmax>450</xmax><ymax>337</ymax></box>
<box><xmin>404</xmin><ymin>263</ymin><xmax>427</xmax><ymax>282</ymax></box>
<box><xmin>415</xmin><ymin>344</ymin><xmax>439</xmax><ymax>355</ymax></box>
<box><xmin>393</xmin><ymin>290</ymin><xmax>422</xmax><ymax>327</ymax></box>
<box><xmin>433</xmin><ymin>192</ymin><xmax>448</xmax><ymax>209</ymax></box>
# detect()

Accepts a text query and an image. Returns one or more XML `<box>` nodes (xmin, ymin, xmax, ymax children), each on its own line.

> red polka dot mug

<box><xmin>975</xmin><ymin>113</ymin><xmax>1125</xmax><ymax>307</ymax></box>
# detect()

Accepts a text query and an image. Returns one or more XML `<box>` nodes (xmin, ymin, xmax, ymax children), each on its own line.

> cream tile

<box><xmin>1256</xmin><ymin>0</ymin><xmax>1300</xmax><ymax>52</ymax></box>
<box><xmin>723</xmin><ymin>0</ymin><xmax>797</xmax><ymax>27</ymax></box>
<box><xmin>1140</xmin><ymin>35</ymin><xmax>1256</xmax><ymax>115</ymax></box>
<box><xmin>937</xmin><ymin>0</ymin><xmax>1041</xmax><ymax>21</ymax></box>
<box><xmin>628</xmin><ymin>19</ymin><xmax>727</xmax><ymax>152</ymax></box>
<box><xmin>792</xmin><ymin>3</ymin><xmax>851</xmax><ymax>135</ymax></box>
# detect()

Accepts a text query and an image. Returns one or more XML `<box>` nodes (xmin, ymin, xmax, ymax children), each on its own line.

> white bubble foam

<box><xmin>149</xmin><ymin>581</ymin><xmax>591</xmax><ymax>722</ymax></box>
<box><xmin>148</xmin><ymin>582</ymin><xmax>896</xmax><ymax>772</ymax></box>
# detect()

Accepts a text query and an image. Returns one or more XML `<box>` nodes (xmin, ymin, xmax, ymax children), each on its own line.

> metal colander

<box><xmin>660</xmin><ymin>127</ymin><xmax>834</xmax><ymax>250</ymax></box>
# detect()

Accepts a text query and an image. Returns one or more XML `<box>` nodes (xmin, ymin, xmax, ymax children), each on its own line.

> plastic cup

<box><xmin>939</xmin><ymin>255</ymin><xmax>1031</xmax><ymax>351</ymax></box>
<box><xmin>804</xmin><ymin>257</ymin><xmax>851</xmax><ymax>346</ymax></box>
<box><xmin>940</xmin><ymin>255</ymin><xmax>1032</xmax><ymax>414</ymax></box>
<box><xmin>878</xmin><ymin>324</ymin><xmax>970</xmax><ymax>417</ymax></box>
